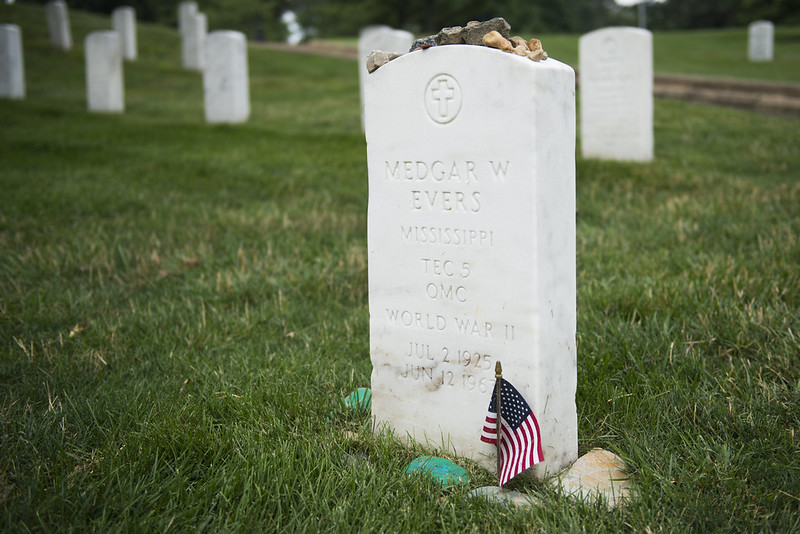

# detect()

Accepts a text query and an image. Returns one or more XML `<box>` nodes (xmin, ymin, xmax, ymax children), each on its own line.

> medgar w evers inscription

<box><xmin>365</xmin><ymin>45</ymin><xmax>578</xmax><ymax>480</ymax></box>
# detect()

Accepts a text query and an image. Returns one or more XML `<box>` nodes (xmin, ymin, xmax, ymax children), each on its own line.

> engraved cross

<box><xmin>431</xmin><ymin>77</ymin><xmax>455</xmax><ymax>118</ymax></box>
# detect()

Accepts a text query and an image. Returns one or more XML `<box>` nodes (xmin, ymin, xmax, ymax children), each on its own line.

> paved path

<box><xmin>258</xmin><ymin>41</ymin><xmax>800</xmax><ymax>118</ymax></box>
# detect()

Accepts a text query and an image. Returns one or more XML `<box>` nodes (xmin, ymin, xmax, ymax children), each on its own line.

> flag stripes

<box><xmin>480</xmin><ymin>378</ymin><xmax>544</xmax><ymax>486</ymax></box>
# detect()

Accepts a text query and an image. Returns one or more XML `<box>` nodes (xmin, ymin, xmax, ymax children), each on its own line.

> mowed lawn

<box><xmin>542</xmin><ymin>26</ymin><xmax>800</xmax><ymax>82</ymax></box>
<box><xmin>1</xmin><ymin>4</ymin><xmax>799</xmax><ymax>532</ymax></box>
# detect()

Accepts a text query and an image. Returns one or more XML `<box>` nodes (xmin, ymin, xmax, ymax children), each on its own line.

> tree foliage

<box><xmin>21</xmin><ymin>0</ymin><xmax>800</xmax><ymax>37</ymax></box>
<box><xmin>296</xmin><ymin>0</ymin><xmax>627</xmax><ymax>36</ymax></box>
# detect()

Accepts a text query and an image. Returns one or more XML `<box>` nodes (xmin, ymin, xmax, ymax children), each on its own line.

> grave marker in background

<box><xmin>365</xmin><ymin>45</ymin><xmax>578</xmax><ymax>480</ymax></box>
<box><xmin>579</xmin><ymin>27</ymin><xmax>653</xmax><ymax>162</ymax></box>
<box><xmin>45</xmin><ymin>0</ymin><xmax>72</xmax><ymax>51</ymax></box>
<box><xmin>203</xmin><ymin>30</ymin><xmax>250</xmax><ymax>123</ymax></box>
<box><xmin>178</xmin><ymin>1</ymin><xmax>198</xmax><ymax>36</ymax></box>
<box><xmin>0</xmin><ymin>24</ymin><xmax>25</xmax><ymax>99</ymax></box>
<box><xmin>748</xmin><ymin>20</ymin><xmax>774</xmax><ymax>62</ymax></box>
<box><xmin>85</xmin><ymin>31</ymin><xmax>124</xmax><ymax>113</ymax></box>
<box><xmin>182</xmin><ymin>11</ymin><xmax>207</xmax><ymax>71</ymax></box>
<box><xmin>358</xmin><ymin>25</ymin><xmax>413</xmax><ymax>127</ymax></box>
<box><xmin>112</xmin><ymin>6</ymin><xmax>137</xmax><ymax>61</ymax></box>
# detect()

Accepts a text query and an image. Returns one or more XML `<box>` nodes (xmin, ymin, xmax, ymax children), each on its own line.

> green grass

<box><xmin>2</xmin><ymin>3</ymin><xmax>800</xmax><ymax>532</ymax></box>
<box><xmin>540</xmin><ymin>26</ymin><xmax>800</xmax><ymax>82</ymax></box>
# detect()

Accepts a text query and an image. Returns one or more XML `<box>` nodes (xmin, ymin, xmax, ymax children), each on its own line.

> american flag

<box><xmin>480</xmin><ymin>378</ymin><xmax>544</xmax><ymax>486</ymax></box>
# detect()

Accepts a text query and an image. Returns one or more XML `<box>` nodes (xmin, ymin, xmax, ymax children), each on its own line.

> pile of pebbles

<box><xmin>367</xmin><ymin>17</ymin><xmax>548</xmax><ymax>73</ymax></box>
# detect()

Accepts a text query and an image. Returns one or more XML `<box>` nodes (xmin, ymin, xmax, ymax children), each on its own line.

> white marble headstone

<box><xmin>358</xmin><ymin>25</ymin><xmax>413</xmax><ymax>128</ymax></box>
<box><xmin>85</xmin><ymin>31</ymin><xmax>124</xmax><ymax>113</ymax></box>
<box><xmin>748</xmin><ymin>20</ymin><xmax>774</xmax><ymax>62</ymax></box>
<box><xmin>45</xmin><ymin>0</ymin><xmax>72</xmax><ymax>51</ymax></box>
<box><xmin>203</xmin><ymin>30</ymin><xmax>250</xmax><ymax>124</ymax></box>
<box><xmin>111</xmin><ymin>6</ymin><xmax>137</xmax><ymax>61</ymax></box>
<box><xmin>0</xmin><ymin>24</ymin><xmax>25</xmax><ymax>99</ymax></box>
<box><xmin>365</xmin><ymin>45</ymin><xmax>578</xmax><ymax>481</ymax></box>
<box><xmin>178</xmin><ymin>1</ymin><xmax>198</xmax><ymax>36</ymax></box>
<box><xmin>579</xmin><ymin>27</ymin><xmax>653</xmax><ymax>162</ymax></box>
<box><xmin>182</xmin><ymin>11</ymin><xmax>207</xmax><ymax>71</ymax></box>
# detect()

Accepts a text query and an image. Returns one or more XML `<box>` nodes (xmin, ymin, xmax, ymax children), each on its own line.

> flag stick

<box><xmin>495</xmin><ymin>361</ymin><xmax>503</xmax><ymax>487</ymax></box>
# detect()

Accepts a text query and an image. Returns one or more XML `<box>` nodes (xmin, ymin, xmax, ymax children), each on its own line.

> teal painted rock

<box><xmin>404</xmin><ymin>456</ymin><xmax>470</xmax><ymax>487</ymax></box>
<box><xmin>343</xmin><ymin>388</ymin><xmax>371</xmax><ymax>414</ymax></box>
<box><xmin>327</xmin><ymin>388</ymin><xmax>371</xmax><ymax>421</ymax></box>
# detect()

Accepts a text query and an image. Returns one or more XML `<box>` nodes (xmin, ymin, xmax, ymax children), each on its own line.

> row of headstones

<box><xmin>0</xmin><ymin>1</ymin><xmax>249</xmax><ymax>124</ymax></box>
<box><xmin>361</xmin><ymin>19</ymin><xmax>775</xmax><ymax>481</ymax></box>
<box><xmin>41</xmin><ymin>1</ymin><xmax>135</xmax><ymax>58</ymax></box>
<box><xmin>358</xmin><ymin>21</ymin><xmax>776</xmax><ymax>164</ymax></box>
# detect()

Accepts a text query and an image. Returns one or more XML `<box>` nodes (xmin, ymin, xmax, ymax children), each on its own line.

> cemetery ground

<box><xmin>1</xmin><ymin>4</ymin><xmax>799</xmax><ymax>532</ymax></box>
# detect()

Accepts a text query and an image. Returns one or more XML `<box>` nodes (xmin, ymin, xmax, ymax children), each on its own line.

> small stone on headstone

<box><xmin>482</xmin><ymin>30</ymin><xmax>513</xmax><ymax>52</ymax></box>
<box><xmin>509</xmin><ymin>36</ymin><xmax>527</xmax><ymax>48</ymax></box>
<box><xmin>528</xmin><ymin>49</ymin><xmax>547</xmax><ymax>62</ymax></box>
<box><xmin>550</xmin><ymin>448</ymin><xmax>632</xmax><ymax>509</ymax></box>
<box><xmin>366</xmin><ymin>50</ymin><xmax>402</xmax><ymax>73</ymax></box>
<box><xmin>513</xmin><ymin>45</ymin><xmax>528</xmax><ymax>57</ymax></box>
<box><xmin>435</xmin><ymin>26</ymin><xmax>465</xmax><ymax>45</ymax></box>
<box><xmin>463</xmin><ymin>17</ymin><xmax>510</xmax><ymax>45</ymax></box>
<box><xmin>409</xmin><ymin>35</ymin><xmax>437</xmax><ymax>52</ymax></box>
<box><xmin>408</xmin><ymin>19</ymin><xmax>546</xmax><ymax>62</ymax></box>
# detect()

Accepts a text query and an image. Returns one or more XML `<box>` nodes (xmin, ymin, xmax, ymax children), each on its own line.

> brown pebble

<box><xmin>527</xmin><ymin>48</ymin><xmax>548</xmax><ymax>62</ymax></box>
<box><xmin>513</xmin><ymin>45</ymin><xmax>529</xmax><ymax>56</ymax></box>
<box><xmin>482</xmin><ymin>30</ymin><xmax>513</xmax><ymax>52</ymax></box>
<box><xmin>510</xmin><ymin>36</ymin><xmax>528</xmax><ymax>49</ymax></box>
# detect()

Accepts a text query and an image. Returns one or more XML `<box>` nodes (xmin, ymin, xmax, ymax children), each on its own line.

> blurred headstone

<box><xmin>365</xmin><ymin>44</ymin><xmax>578</xmax><ymax>481</ymax></box>
<box><xmin>579</xmin><ymin>27</ymin><xmax>653</xmax><ymax>161</ymax></box>
<box><xmin>203</xmin><ymin>30</ymin><xmax>249</xmax><ymax>123</ymax></box>
<box><xmin>358</xmin><ymin>25</ymin><xmax>413</xmax><ymax>128</ymax></box>
<box><xmin>45</xmin><ymin>0</ymin><xmax>72</xmax><ymax>51</ymax></box>
<box><xmin>178</xmin><ymin>1</ymin><xmax>198</xmax><ymax>36</ymax></box>
<box><xmin>112</xmin><ymin>6</ymin><xmax>137</xmax><ymax>61</ymax></box>
<box><xmin>0</xmin><ymin>24</ymin><xmax>25</xmax><ymax>99</ymax></box>
<box><xmin>748</xmin><ymin>20</ymin><xmax>774</xmax><ymax>62</ymax></box>
<box><xmin>182</xmin><ymin>11</ymin><xmax>207</xmax><ymax>71</ymax></box>
<box><xmin>85</xmin><ymin>31</ymin><xmax>124</xmax><ymax>112</ymax></box>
